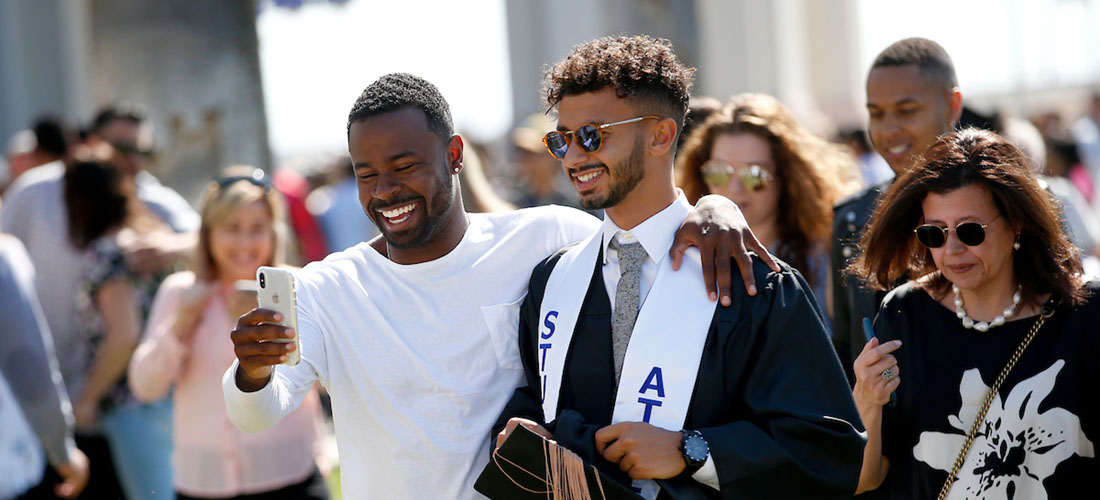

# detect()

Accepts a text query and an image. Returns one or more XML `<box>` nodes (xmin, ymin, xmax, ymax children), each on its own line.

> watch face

<box><xmin>685</xmin><ymin>433</ymin><xmax>708</xmax><ymax>462</ymax></box>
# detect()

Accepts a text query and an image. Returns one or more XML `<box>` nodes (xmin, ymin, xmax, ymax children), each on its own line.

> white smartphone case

<box><xmin>256</xmin><ymin>266</ymin><xmax>301</xmax><ymax>366</ymax></box>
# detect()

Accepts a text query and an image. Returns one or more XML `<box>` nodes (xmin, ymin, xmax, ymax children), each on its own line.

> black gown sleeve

<box><xmin>830</xmin><ymin>212</ymin><xmax>857</xmax><ymax>384</ymax></box>
<box><xmin>703</xmin><ymin>262</ymin><xmax>865</xmax><ymax>499</ymax></box>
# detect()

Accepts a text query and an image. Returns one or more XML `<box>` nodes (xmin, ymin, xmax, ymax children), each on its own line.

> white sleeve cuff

<box><xmin>221</xmin><ymin>360</ymin><xmax>282</xmax><ymax>433</ymax></box>
<box><xmin>691</xmin><ymin>453</ymin><xmax>720</xmax><ymax>491</ymax></box>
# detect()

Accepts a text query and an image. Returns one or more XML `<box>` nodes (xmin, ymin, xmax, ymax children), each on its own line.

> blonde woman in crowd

<box><xmin>676</xmin><ymin>93</ymin><xmax>860</xmax><ymax>320</ymax></box>
<box><xmin>129</xmin><ymin>166</ymin><xmax>329</xmax><ymax>500</ymax></box>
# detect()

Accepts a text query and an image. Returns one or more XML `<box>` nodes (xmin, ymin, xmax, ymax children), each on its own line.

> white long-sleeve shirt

<box><xmin>223</xmin><ymin>206</ymin><xmax>599</xmax><ymax>499</ymax></box>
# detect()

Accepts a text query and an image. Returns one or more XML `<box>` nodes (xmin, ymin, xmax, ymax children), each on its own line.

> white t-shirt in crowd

<box><xmin>223</xmin><ymin>205</ymin><xmax>600</xmax><ymax>499</ymax></box>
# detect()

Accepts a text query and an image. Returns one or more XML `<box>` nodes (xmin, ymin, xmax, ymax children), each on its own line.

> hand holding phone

<box><xmin>228</xmin><ymin>268</ymin><xmax>300</xmax><ymax>392</ymax></box>
<box><xmin>860</xmin><ymin>317</ymin><xmax>897</xmax><ymax>408</ymax></box>
<box><xmin>256</xmin><ymin>267</ymin><xmax>300</xmax><ymax>366</ymax></box>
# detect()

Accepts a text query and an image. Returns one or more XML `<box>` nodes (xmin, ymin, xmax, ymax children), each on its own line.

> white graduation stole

<box><xmin>538</xmin><ymin>233</ymin><xmax>717</xmax><ymax>499</ymax></box>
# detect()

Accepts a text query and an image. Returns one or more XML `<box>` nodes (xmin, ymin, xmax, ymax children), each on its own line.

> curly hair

<box><xmin>850</xmin><ymin>128</ymin><xmax>1086</xmax><ymax>307</ymax></box>
<box><xmin>675</xmin><ymin>94</ymin><xmax>860</xmax><ymax>282</ymax></box>
<box><xmin>347</xmin><ymin>73</ymin><xmax>454</xmax><ymax>144</ymax></box>
<box><xmin>544</xmin><ymin>35</ymin><xmax>695</xmax><ymax>132</ymax></box>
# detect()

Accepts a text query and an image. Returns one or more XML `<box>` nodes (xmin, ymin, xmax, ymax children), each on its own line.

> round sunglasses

<box><xmin>542</xmin><ymin>116</ymin><xmax>658</xmax><ymax>159</ymax></box>
<box><xmin>700</xmin><ymin>160</ymin><xmax>773</xmax><ymax>192</ymax></box>
<box><xmin>913</xmin><ymin>216</ymin><xmax>1000</xmax><ymax>248</ymax></box>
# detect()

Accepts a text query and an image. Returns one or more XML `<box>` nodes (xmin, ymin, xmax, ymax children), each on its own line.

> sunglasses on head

<box><xmin>913</xmin><ymin>216</ymin><xmax>1000</xmax><ymax>248</ymax></box>
<box><xmin>700</xmin><ymin>160</ymin><xmax>773</xmax><ymax>192</ymax></box>
<box><xmin>542</xmin><ymin>116</ymin><xmax>659</xmax><ymax>159</ymax></box>
<box><xmin>215</xmin><ymin>169</ymin><xmax>271</xmax><ymax>192</ymax></box>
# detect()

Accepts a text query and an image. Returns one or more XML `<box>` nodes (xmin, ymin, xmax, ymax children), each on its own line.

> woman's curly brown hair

<box><xmin>849</xmin><ymin>127</ymin><xmax>1087</xmax><ymax>307</ymax></box>
<box><xmin>544</xmin><ymin>35</ymin><xmax>695</xmax><ymax>127</ymax></box>
<box><xmin>675</xmin><ymin>93</ymin><xmax>861</xmax><ymax>284</ymax></box>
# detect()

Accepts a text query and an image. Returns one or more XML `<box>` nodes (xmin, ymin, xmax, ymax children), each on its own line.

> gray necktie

<box><xmin>609</xmin><ymin>237</ymin><xmax>648</xmax><ymax>385</ymax></box>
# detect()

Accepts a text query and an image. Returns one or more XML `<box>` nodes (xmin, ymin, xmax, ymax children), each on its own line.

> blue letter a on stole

<box><xmin>637</xmin><ymin>367</ymin><xmax>665</xmax><ymax>423</ymax></box>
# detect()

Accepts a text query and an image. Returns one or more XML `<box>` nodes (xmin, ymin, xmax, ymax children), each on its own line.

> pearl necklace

<box><xmin>953</xmin><ymin>284</ymin><xmax>1022</xmax><ymax>332</ymax></box>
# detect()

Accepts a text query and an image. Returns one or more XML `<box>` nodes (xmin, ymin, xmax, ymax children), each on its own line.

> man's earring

<box><xmin>1013</xmin><ymin>240</ymin><xmax>1021</xmax><ymax>251</ymax></box>
<box><xmin>453</xmin><ymin>167</ymin><xmax>461</xmax><ymax>173</ymax></box>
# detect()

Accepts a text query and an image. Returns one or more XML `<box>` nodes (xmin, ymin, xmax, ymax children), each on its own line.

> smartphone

<box><xmin>256</xmin><ymin>266</ymin><xmax>300</xmax><ymax>366</ymax></box>
<box><xmin>862</xmin><ymin>317</ymin><xmax>896</xmax><ymax>407</ymax></box>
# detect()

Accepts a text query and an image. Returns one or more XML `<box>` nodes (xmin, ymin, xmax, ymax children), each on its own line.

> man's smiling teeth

<box><xmin>575</xmin><ymin>170</ymin><xmax>602</xmax><ymax>182</ymax></box>
<box><xmin>887</xmin><ymin>145</ymin><xmax>909</xmax><ymax>154</ymax></box>
<box><xmin>380</xmin><ymin>203</ymin><xmax>416</xmax><ymax>219</ymax></box>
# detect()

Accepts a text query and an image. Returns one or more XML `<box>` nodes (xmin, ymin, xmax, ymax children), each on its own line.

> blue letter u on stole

<box><xmin>539</xmin><ymin>311</ymin><xmax>558</xmax><ymax>403</ymax></box>
<box><xmin>637</xmin><ymin>367</ymin><xmax>665</xmax><ymax>423</ymax></box>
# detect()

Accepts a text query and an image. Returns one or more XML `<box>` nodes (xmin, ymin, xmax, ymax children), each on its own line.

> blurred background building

<box><xmin>0</xmin><ymin>0</ymin><xmax>270</xmax><ymax>201</ymax></box>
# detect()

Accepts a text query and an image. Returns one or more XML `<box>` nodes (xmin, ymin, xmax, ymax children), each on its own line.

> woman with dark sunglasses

<box><xmin>675</xmin><ymin>93</ymin><xmax>860</xmax><ymax>322</ymax></box>
<box><xmin>847</xmin><ymin>128</ymin><xmax>1099</xmax><ymax>498</ymax></box>
<box><xmin>128</xmin><ymin>166</ymin><xmax>330</xmax><ymax>500</ymax></box>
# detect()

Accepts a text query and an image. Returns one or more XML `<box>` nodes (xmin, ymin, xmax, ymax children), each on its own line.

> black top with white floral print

<box><xmin>875</xmin><ymin>280</ymin><xmax>1099</xmax><ymax>500</ymax></box>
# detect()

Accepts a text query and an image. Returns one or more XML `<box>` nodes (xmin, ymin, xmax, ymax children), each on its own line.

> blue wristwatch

<box><xmin>680</xmin><ymin>429</ymin><xmax>709</xmax><ymax>475</ymax></box>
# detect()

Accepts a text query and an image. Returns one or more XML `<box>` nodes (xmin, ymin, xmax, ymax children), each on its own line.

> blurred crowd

<box><xmin>1</xmin><ymin>32</ymin><xmax>1099</xmax><ymax>500</ymax></box>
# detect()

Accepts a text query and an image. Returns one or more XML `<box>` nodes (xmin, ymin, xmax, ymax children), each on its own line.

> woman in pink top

<box><xmin>128</xmin><ymin>167</ymin><xmax>329</xmax><ymax>499</ymax></box>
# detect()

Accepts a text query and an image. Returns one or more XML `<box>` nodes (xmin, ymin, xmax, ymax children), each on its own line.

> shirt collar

<box><xmin>601</xmin><ymin>192</ymin><xmax>693</xmax><ymax>266</ymax></box>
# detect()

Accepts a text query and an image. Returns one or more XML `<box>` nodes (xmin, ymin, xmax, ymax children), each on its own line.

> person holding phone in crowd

<box><xmin>129</xmin><ymin>166</ymin><xmax>329</xmax><ymax>500</ymax></box>
<box><xmin>849</xmin><ymin>128</ymin><xmax>1099</xmax><ymax>498</ymax></box>
<box><xmin>222</xmin><ymin>72</ymin><xmax>779</xmax><ymax>499</ymax></box>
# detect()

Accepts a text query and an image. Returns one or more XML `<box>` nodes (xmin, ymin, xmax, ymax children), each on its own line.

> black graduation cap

<box><xmin>475</xmin><ymin>424</ymin><xmax>644</xmax><ymax>500</ymax></box>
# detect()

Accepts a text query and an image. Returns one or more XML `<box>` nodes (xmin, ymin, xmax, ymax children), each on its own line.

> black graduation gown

<box><xmin>492</xmin><ymin>249</ymin><xmax>866</xmax><ymax>499</ymax></box>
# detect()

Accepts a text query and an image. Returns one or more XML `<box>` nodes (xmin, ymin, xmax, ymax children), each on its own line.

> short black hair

<box><xmin>91</xmin><ymin>102</ymin><xmax>148</xmax><ymax>133</ymax></box>
<box><xmin>870</xmin><ymin>37</ymin><xmax>957</xmax><ymax>91</ymax></box>
<box><xmin>32</xmin><ymin>116</ymin><xmax>75</xmax><ymax>158</ymax></box>
<box><xmin>544</xmin><ymin>35</ymin><xmax>695</xmax><ymax>127</ymax></box>
<box><xmin>346</xmin><ymin>73</ymin><xmax>454</xmax><ymax>144</ymax></box>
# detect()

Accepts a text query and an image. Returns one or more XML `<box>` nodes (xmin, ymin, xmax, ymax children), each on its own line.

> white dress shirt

<box><xmin>598</xmin><ymin>194</ymin><xmax>720</xmax><ymax>491</ymax></box>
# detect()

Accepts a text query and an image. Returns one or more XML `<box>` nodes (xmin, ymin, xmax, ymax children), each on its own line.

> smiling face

<box><xmin>554</xmin><ymin>88</ymin><xmax>650</xmax><ymax>211</ymax></box>
<box><xmin>706</xmin><ymin>132</ymin><xmax>780</xmax><ymax>232</ymax></box>
<box><xmin>209</xmin><ymin>199</ymin><xmax>275</xmax><ymax>282</ymax></box>
<box><xmin>921</xmin><ymin>183</ymin><xmax>1016</xmax><ymax>297</ymax></box>
<box><xmin>349</xmin><ymin>107</ymin><xmax>465</xmax><ymax>263</ymax></box>
<box><xmin>866</xmin><ymin>64</ymin><xmax>958</xmax><ymax>174</ymax></box>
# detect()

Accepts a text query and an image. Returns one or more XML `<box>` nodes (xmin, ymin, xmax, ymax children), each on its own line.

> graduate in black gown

<box><xmin>491</xmin><ymin>35</ymin><xmax>865</xmax><ymax>500</ymax></box>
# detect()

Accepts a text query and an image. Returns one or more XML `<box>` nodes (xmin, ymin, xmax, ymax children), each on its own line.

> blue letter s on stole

<box><xmin>539</xmin><ymin>311</ymin><xmax>558</xmax><ymax>402</ymax></box>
